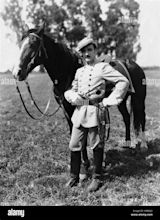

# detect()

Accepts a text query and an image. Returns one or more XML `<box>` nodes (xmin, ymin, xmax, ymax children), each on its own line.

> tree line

<box><xmin>1</xmin><ymin>0</ymin><xmax>141</xmax><ymax>60</ymax></box>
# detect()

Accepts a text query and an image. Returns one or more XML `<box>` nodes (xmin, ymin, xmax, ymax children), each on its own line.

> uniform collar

<box><xmin>84</xmin><ymin>59</ymin><xmax>99</xmax><ymax>68</ymax></box>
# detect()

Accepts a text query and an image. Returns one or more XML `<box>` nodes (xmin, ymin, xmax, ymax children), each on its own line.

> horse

<box><xmin>12</xmin><ymin>25</ymin><xmax>147</xmax><ymax>163</ymax></box>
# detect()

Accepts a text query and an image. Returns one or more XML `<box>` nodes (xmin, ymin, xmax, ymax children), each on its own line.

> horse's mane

<box><xmin>42</xmin><ymin>32</ymin><xmax>84</xmax><ymax>77</ymax></box>
<box><xmin>22</xmin><ymin>28</ymin><xmax>82</xmax><ymax>64</ymax></box>
<box><xmin>56</xmin><ymin>40</ymin><xmax>78</xmax><ymax>62</ymax></box>
<box><xmin>46</xmin><ymin>34</ymin><xmax>83</xmax><ymax>67</ymax></box>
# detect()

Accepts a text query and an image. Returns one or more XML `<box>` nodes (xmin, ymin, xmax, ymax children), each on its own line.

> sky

<box><xmin>136</xmin><ymin>0</ymin><xmax>160</xmax><ymax>67</ymax></box>
<box><xmin>0</xmin><ymin>0</ymin><xmax>160</xmax><ymax>71</ymax></box>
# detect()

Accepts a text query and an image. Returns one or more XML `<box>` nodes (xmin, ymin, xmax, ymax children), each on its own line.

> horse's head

<box><xmin>13</xmin><ymin>26</ymin><xmax>46</xmax><ymax>81</ymax></box>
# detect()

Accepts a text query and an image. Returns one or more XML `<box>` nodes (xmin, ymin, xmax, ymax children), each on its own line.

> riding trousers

<box><xmin>69</xmin><ymin>125</ymin><xmax>103</xmax><ymax>151</ymax></box>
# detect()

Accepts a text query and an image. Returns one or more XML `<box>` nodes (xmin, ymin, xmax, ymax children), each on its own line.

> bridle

<box><xmin>27</xmin><ymin>33</ymin><xmax>48</xmax><ymax>69</ymax></box>
<box><xmin>14</xmin><ymin>32</ymin><xmax>67</xmax><ymax>120</ymax></box>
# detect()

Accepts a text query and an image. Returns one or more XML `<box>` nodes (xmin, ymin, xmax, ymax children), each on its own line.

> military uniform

<box><xmin>64</xmin><ymin>37</ymin><xmax>129</xmax><ymax>191</ymax></box>
<box><xmin>65</xmin><ymin>62</ymin><xmax>129</xmax><ymax>130</ymax></box>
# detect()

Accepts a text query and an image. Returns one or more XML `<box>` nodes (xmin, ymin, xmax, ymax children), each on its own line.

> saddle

<box><xmin>110</xmin><ymin>59</ymin><xmax>135</xmax><ymax>94</ymax></box>
<box><xmin>98</xmin><ymin>55</ymin><xmax>135</xmax><ymax>94</ymax></box>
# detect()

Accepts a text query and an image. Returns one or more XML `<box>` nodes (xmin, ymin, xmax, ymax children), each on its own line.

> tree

<box><xmin>103</xmin><ymin>0</ymin><xmax>141</xmax><ymax>60</ymax></box>
<box><xmin>82</xmin><ymin>0</ymin><xmax>104</xmax><ymax>40</ymax></box>
<box><xmin>60</xmin><ymin>0</ymin><xmax>87</xmax><ymax>48</ymax></box>
<box><xmin>26</xmin><ymin>0</ymin><xmax>68</xmax><ymax>40</ymax></box>
<box><xmin>1</xmin><ymin>0</ymin><xmax>27</xmax><ymax>44</ymax></box>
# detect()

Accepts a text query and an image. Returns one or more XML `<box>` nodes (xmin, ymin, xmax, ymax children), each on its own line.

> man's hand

<box><xmin>71</xmin><ymin>94</ymin><xmax>83</xmax><ymax>105</ymax></box>
<box><xmin>64</xmin><ymin>90</ymin><xmax>83</xmax><ymax>105</ymax></box>
<box><xmin>98</xmin><ymin>101</ymin><xmax>109</xmax><ymax>110</ymax></box>
<box><xmin>102</xmin><ymin>98</ymin><xmax>110</xmax><ymax>108</ymax></box>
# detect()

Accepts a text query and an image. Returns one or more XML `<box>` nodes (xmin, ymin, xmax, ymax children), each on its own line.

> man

<box><xmin>64</xmin><ymin>37</ymin><xmax>129</xmax><ymax>192</ymax></box>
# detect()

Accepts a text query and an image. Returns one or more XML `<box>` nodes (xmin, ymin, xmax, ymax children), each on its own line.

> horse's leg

<box><xmin>139</xmin><ymin>102</ymin><xmax>147</xmax><ymax>152</ymax></box>
<box><xmin>124</xmin><ymin>59</ymin><xmax>147</xmax><ymax>152</ymax></box>
<box><xmin>131</xmin><ymin>94</ymin><xmax>147</xmax><ymax>152</ymax></box>
<box><xmin>118</xmin><ymin>95</ymin><xmax>131</xmax><ymax>147</ymax></box>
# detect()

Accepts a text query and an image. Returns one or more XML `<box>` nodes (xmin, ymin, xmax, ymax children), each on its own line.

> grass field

<box><xmin>0</xmin><ymin>68</ymin><xmax>160</xmax><ymax>207</ymax></box>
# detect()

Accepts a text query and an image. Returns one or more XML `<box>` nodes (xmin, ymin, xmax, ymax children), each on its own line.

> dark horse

<box><xmin>13</xmin><ymin>26</ymin><xmax>147</xmax><ymax>159</ymax></box>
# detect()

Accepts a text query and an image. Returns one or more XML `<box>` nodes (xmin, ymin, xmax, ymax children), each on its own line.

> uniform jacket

<box><xmin>64</xmin><ymin>62</ymin><xmax>129</xmax><ymax>128</ymax></box>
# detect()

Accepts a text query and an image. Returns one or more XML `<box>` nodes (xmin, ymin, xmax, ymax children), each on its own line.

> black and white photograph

<box><xmin>0</xmin><ymin>0</ymin><xmax>160</xmax><ymax>217</ymax></box>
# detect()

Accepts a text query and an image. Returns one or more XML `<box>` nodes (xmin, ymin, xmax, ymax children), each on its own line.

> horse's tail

<box><xmin>129</xmin><ymin>60</ymin><xmax>146</xmax><ymax>136</ymax></box>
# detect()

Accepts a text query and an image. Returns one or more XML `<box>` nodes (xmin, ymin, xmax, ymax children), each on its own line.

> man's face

<box><xmin>81</xmin><ymin>44</ymin><xmax>96</xmax><ymax>65</ymax></box>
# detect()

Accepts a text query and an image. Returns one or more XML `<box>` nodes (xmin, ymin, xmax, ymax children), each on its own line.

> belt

<box><xmin>78</xmin><ymin>93</ymin><xmax>103</xmax><ymax>106</ymax></box>
<box><xmin>88</xmin><ymin>99</ymin><xmax>102</xmax><ymax>106</ymax></box>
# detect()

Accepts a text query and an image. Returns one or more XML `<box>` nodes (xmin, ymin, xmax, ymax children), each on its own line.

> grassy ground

<box><xmin>0</xmin><ymin>69</ymin><xmax>160</xmax><ymax>207</ymax></box>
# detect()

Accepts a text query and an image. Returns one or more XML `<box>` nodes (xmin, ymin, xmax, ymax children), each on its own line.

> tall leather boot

<box><xmin>87</xmin><ymin>147</ymin><xmax>103</xmax><ymax>192</ymax></box>
<box><xmin>80</xmin><ymin>147</ymin><xmax>90</xmax><ymax>182</ymax></box>
<box><xmin>65</xmin><ymin>151</ymin><xmax>81</xmax><ymax>187</ymax></box>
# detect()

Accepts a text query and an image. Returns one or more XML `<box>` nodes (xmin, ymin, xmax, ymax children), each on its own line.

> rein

<box><xmin>15</xmin><ymin>79</ymin><xmax>62</xmax><ymax>120</ymax></box>
<box><xmin>14</xmin><ymin>33</ymin><xmax>66</xmax><ymax>120</ymax></box>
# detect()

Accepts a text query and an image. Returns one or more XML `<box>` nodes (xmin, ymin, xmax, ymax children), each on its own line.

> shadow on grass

<box><xmin>103</xmin><ymin>138</ymin><xmax>160</xmax><ymax>180</ymax></box>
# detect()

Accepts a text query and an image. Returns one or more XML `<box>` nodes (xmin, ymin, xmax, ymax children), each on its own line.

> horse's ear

<box><xmin>23</xmin><ymin>23</ymin><xmax>29</xmax><ymax>34</ymax></box>
<box><xmin>38</xmin><ymin>22</ymin><xmax>46</xmax><ymax>36</ymax></box>
<box><xmin>21</xmin><ymin>23</ymin><xmax>29</xmax><ymax>40</ymax></box>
